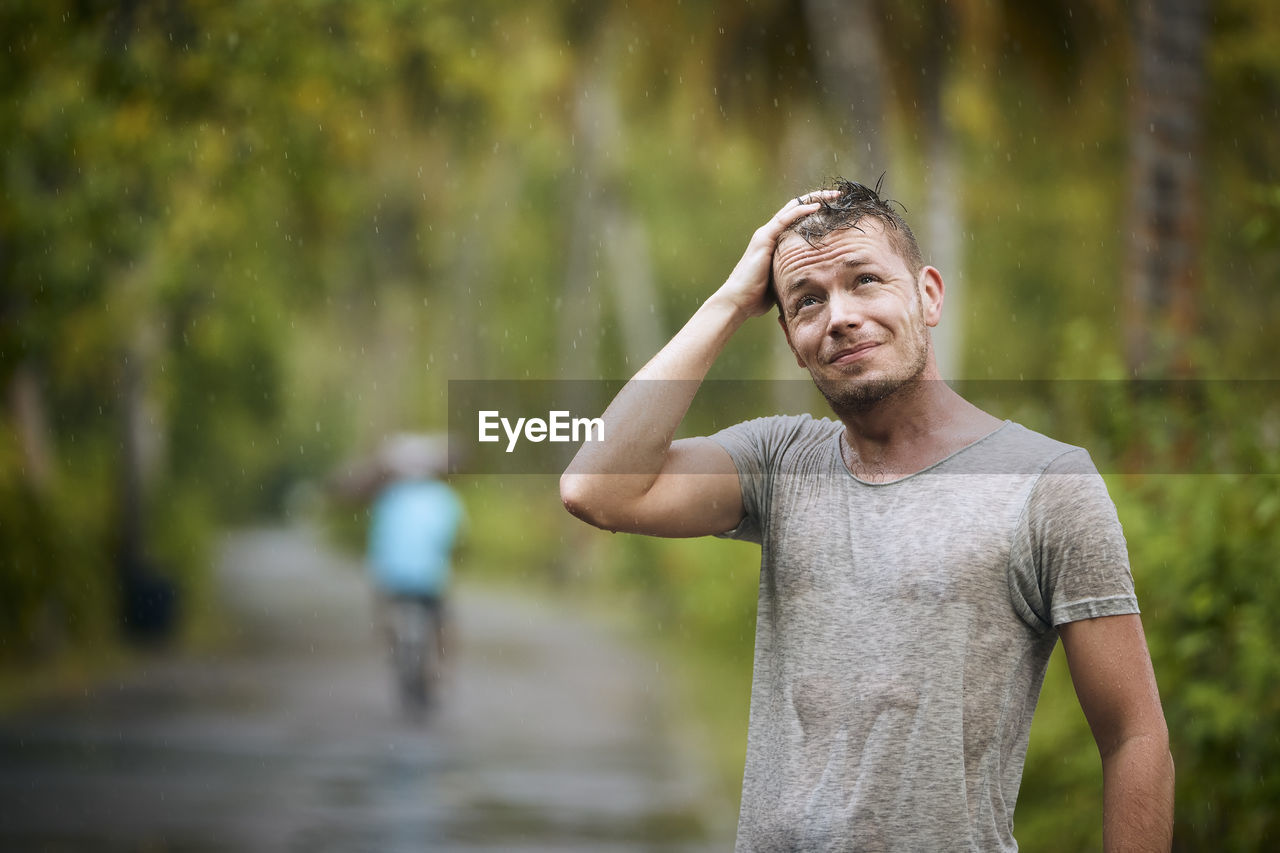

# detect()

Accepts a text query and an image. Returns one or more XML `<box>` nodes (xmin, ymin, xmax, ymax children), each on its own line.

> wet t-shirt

<box><xmin>710</xmin><ymin>416</ymin><xmax>1138</xmax><ymax>852</ymax></box>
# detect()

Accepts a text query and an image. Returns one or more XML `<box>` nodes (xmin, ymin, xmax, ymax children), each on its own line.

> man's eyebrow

<box><xmin>782</xmin><ymin>276</ymin><xmax>811</xmax><ymax>296</ymax></box>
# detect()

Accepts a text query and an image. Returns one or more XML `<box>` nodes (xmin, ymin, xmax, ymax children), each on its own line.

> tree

<box><xmin>1123</xmin><ymin>0</ymin><xmax>1210</xmax><ymax>377</ymax></box>
<box><xmin>803</xmin><ymin>0</ymin><xmax>890</xmax><ymax>179</ymax></box>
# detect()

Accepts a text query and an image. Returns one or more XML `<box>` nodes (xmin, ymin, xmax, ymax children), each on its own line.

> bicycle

<box><xmin>385</xmin><ymin>595</ymin><xmax>444</xmax><ymax>719</ymax></box>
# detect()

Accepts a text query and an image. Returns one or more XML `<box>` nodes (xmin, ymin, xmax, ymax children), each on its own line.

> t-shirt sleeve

<box><xmin>1009</xmin><ymin>448</ymin><xmax>1139</xmax><ymax>631</ymax></box>
<box><xmin>707</xmin><ymin>415</ymin><xmax>822</xmax><ymax>544</ymax></box>
<box><xmin>705</xmin><ymin>417</ymin><xmax>772</xmax><ymax>543</ymax></box>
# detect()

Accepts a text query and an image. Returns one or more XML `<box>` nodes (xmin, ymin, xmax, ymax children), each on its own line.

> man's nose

<box><xmin>826</xmin><ymin>290</ymin><xmax>865</xmax><ymax>332</ymax></box>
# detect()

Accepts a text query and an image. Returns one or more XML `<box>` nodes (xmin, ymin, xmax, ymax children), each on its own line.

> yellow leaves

<box><xmin>293</xmin><ymin>76</ymin><xmax>335</xmax><ymax>121</ymax></box>
<box><xmin>1209</xmin><ymin>0</ymin><xmax>1280</xmax><ymax>82</ymax></box>
<box><xmin>950</xmin><ymin>72</ymin><xmax>1002</xmax><ymax>144</ymax></box>
<box><xmin>17</xmin><ymin>60</ymin><xmax>87</xmax><ymax>135</ymax></box>
<box><xmin>55</xmin><ymin>298</ymin><xmax>127</xmax><ymax>388</ymax></box>
<box><xmin>113</xmin><ymin>100</ymin><xmax>156</xmax><ymax>147</ymax></box>
<box><xmin>189</xmin><ymin>121</ymin><xmax>232</xmax><ymax>174</ymax></box>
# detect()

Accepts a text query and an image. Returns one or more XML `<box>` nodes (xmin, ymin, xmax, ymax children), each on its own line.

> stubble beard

<box><xmin>811</xmin><ymin>326</ymin><xmax>931</xmax><ymax>418</ymax></box>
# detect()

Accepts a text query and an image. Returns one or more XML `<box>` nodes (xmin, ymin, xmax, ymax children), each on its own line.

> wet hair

<box><xmin>781</xmin><ymin>176</ymin><xmax>924</xmax><ymax>278</ymax></box>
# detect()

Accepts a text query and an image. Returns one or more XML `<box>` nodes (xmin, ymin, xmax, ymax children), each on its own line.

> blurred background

<box><xmin>2</xmin><ymin>0</ymin><xmax>1278</xmax><ymax>850</ymax></box>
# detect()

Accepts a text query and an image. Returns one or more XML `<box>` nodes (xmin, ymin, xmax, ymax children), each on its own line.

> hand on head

<box><xmin>717</xmin><ymin>190</ymin><xmax>841</xmax><ymax>320</ymax></box>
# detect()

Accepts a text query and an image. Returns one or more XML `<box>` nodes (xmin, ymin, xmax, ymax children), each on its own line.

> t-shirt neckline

<box><xmin>832</xmin><ymin>419</ymin><xmax>1015</xmax><ymax>486</ymax></box>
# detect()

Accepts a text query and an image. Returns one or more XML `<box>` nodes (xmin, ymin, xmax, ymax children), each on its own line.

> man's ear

<box><xmin>776</xmin><ymin>313</ymin><xmax>806</xmax><ymax>368</ymax></box>
<box><xmin>918</xmin><ymin>266</ymin><xmax>945</xmax><ymax>327</ymax></box>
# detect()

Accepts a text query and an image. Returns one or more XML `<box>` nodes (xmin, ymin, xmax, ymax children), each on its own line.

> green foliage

<box><xmin>0</xmin><ymin>461</ymin><xmax>113</xmax><ymax>662</ymax></box>
<box><xmin>454</xmin><ymin>478</ymin><xmax>569</xmax><ymax>585</ymax></box>
<box><xmin>1119</xmin><ymin>471</ymin><xmax>1280</xmax><ymax>849</ymax></box>
<box><xmin>1018</xmin><ymin>646</ymin><xmax>1103</xmax><ymax>850</ymax></box>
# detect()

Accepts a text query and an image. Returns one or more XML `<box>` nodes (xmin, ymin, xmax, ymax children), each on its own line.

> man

<box><xmin>560</xmin><ymin>180</ymin><xmax>1173</xmax><ymax>851</ymax></box>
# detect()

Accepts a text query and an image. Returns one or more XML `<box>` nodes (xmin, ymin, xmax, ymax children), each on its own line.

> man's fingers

<box><xmin>772</xmin><ymin>188</ymin><xmax>840</xmax><ymax>226</ymax></box>
<box><xmin>794</xmin><ymin>188</ymin><xmax>840</xmax><ymax>206</ymax></box>
<box><xmin>772</xmin><ymin>200</ymin><xmax>816</xmax><ymax>225</ymax></box>
<box><xmin>727</xmin><ymin>189</ymin><xmax>840</xmax><ymax>314</ymax></box>
<box><xmin>771</xmin><ymin>199</ymin><xmax>821</xmax><ymax>229</ymax></box>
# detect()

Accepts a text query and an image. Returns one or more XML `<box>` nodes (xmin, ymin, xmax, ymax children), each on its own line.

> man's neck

<box><xmin>837</xmin><ymin>379</ymin><xmax>1002</xmax><ymax>482</ymax></box>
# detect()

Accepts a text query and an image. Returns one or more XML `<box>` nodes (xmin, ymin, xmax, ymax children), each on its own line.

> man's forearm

<box><xmin>562</xmin><ymin>292</ymin><xmax>746</xmax><ymax>487</ymax></box>
<box><xmin>559</xmin><ymin>192</ymin><xmax>828</xmax><ymax>529</ymax></box>
<box><xmin>1101</xmin><ymin>733</ymin><xmax>1175</xmax><ymax>852</ymax></box>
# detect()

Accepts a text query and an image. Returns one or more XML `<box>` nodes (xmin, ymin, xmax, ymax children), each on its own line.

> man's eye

<box><xmin>796</xmin><ymin>295</ymin><xmax>819</xmax><ymax>310</ymax></box>
<box><xmin>857</xmin><ymin>274</ymin><xmax>877</xmax><ymax>286</ymax></box>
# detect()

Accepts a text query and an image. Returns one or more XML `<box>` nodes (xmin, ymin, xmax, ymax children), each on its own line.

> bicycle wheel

<box><xmin>389</xmin><ymin>598</ymin><xmax>431</xmax><ymax>717</ymax></box>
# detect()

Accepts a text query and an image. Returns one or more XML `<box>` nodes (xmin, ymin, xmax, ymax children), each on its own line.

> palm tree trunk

<box><xmin>1124</xmin><ymin>0</ymin><xmax>1208</xmax><ymax>377</ymax></box>
<box><xmin>802</xmin><ymin>0</ymin><xmax>889</xmax><ymax>180</ymax></box>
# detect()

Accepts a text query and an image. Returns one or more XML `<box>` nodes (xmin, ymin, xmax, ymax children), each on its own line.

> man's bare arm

<box><xmin>1059</xmin><ymin>613</ymin><xmax>1174</xmax><ymax>852</ymax></box>
<box><xmin>560</xmin><ymin>193</ymin><xmax>832</xmax><ymax>537</ymax></box>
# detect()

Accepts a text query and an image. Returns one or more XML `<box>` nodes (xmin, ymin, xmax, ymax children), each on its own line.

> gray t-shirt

<box><xmin>709</xmin><ymin>415</ymin><xmax>1138</xmax><ymax>852</ymax></box>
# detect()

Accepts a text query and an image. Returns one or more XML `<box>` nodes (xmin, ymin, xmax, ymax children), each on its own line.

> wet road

<box><xmin>0</xmin><ymin>528</ymin><xmax>729</xmax><ymax>851</ymax></box>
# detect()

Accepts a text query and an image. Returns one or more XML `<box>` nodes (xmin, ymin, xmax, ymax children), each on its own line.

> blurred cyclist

<box><xmin>365</xmin><ymin>434</ymin><xmax>464</xmax><ymax>716</ymax></box>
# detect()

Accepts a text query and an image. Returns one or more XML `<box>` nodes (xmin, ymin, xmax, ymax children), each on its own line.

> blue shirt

<box><xmin>367</xmin><ymin>479</ymin><xmax>463</xmax><ymax>595</ymax></box>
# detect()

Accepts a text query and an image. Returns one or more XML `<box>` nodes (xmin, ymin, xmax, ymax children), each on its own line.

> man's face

<box><xmin>773</xmin><ymin>221</ymin><xmax>942</xmax><ymax>414</ymax></box>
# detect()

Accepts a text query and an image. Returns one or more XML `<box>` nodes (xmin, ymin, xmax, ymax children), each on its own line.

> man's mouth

<box><xmin>828</xmin><ymin>341</ymin><xmax>880</xmax><ymax>365</ymax></box>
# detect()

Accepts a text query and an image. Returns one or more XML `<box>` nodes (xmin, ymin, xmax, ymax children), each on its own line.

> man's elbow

<box><xmin>559</xmin><ymin>473</ymin><xmax>617</xmax><ymax>531</ymax></box>
<box><xmin>1099</xmin><ymin>723</ymin><xmax>1173</xmax><ymax>768</ymax></box>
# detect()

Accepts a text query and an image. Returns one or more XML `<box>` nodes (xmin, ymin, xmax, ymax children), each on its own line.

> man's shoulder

<box><xmin>712</xmin><ymin>412</ymin><xmax>841</xmax><ymax>447</ymax></box>
<box><xmin>707</xmin><ymin>413</ymin><xmax>842</xmax><ymax>472</ymax></box>
<box><xmin>993</xmin><ymin>420</ymin><xmax>1083</xmax><ymax>456</ymax></box>
<box><xmin>962</xmin><ymin>420</ymin><xmax>1096</xmax><ymax>476</ymax></box>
